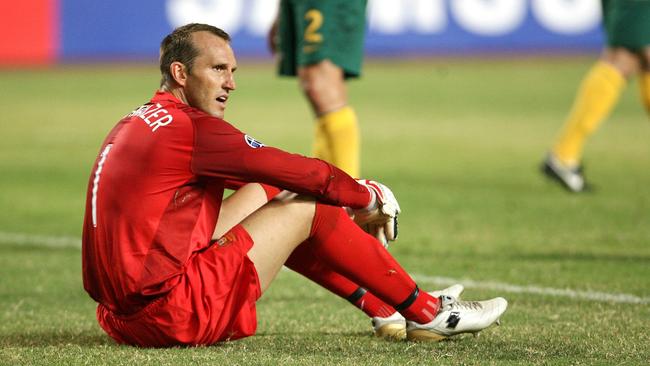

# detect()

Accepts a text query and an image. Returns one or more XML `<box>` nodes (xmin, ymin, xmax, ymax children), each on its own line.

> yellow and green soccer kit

<box><xmin>602</xmin><ymin>0</ymin><xmax>650</xmax><ymax>51</ymax></box>
<box><xmin>276</xmin><ymin>0</ymin><xmax>367</xmax><ymax>177</ymax></box>
<box><xmin>277</xmin><ymin>0</ymin><xmax>367</xmax><ymax>78</ymax></box>
<box><xmin>552</xmin><ymin>0</ymin><xmax>650</xmax><ymax>166</ymax></box>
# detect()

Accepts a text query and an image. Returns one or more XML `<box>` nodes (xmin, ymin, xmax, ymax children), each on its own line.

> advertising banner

<box><xmin>0</xmin><ymin>0</ymin><xmax>604</xmax><ymax>64</ymax></box>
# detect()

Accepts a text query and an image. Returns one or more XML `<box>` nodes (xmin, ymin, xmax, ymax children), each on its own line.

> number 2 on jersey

<box><xmin>304</xmin><ymin>9</ymin><xmax>323</xmax><ymax>43</ymax></box>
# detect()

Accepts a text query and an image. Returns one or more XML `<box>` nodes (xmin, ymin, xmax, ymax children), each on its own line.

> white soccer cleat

<box><xmin>372</xmin><ymin>311</ymin><xmax>407</xmax><ymax>340</ymax></box>
<box><xmin>371</xmin><ymin>284</ymin><xmax>465</xmax><ymax>340</ymax></box>
<box><xmin>430</xmin><ymin>284</ymin><xmax>464</xmax><ymax>299</ymax></box>
<box><xmin>542</xmin><ymin>153</ymin><xmax>586</xmax><ymax>192</ymax></box>
<box><xmin>406</xmin><ymin>296</ymin><xmax>508</xmax><ymax>342</ymax></box>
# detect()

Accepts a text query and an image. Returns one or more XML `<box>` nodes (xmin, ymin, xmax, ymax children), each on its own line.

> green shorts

<box><xmin>602</xmin><ymin>0</ymin><xmax>650</xmax><ymax>50</ymax></box>
<box><xmin>277</xmin><ymin>0</ymin><xmax>367</xmax><ymax>78</ymax></box>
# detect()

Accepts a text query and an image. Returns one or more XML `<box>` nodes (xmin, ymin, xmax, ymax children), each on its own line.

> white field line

<box><xmin>0</xmin><ymin>231</ymin><xmax>80</xmax><ymax>249</ymax></box>
<box><xmin>413</xmin><ymin>274</ymin><xmax>650</xmax><ymax>305</ymax></box>
<box><xmin>1</xmin><ymin>231</ymin><xmax>648</xmax><ymax>305</ymax></box>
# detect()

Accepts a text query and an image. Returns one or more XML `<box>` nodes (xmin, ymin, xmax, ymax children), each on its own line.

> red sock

<box><xmin>285</xmin><ymin>242</ymin><xmax>358</xmax><ymax>299</ymax></box>
<box><xmin>285</xmin><ymin>242</ymin><xmax>396</xmax><ymax>318</ymax></box>
<box><xmin>351</xmin><ymin>288</ymin><xmax>397</xmax><ymax>318</ymax></box>
<box><xmin>308</xmin><ymin>203</ymin><xmax>439</xmax><ymax>323</ymax></box>
<box><xmin>397</xmin><ymin>287</ymin><xmax>441</xmax><ymax>324</ymax></box>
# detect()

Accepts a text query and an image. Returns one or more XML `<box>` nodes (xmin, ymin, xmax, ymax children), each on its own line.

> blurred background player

<box><xmin>269</xmin><ymin>0</ymin><xmax>366</xmax><ymax>178</ymax></box>
<box><xmin>542</xmin><ymin>0</ymin><xmax>650</xmax><ymax>192</ymax></box>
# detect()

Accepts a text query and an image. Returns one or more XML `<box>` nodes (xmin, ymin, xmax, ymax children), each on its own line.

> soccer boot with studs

<box><xmin>371</xmin><ymin>284</ymin><xmax>464</xmax><ymax>340</ymax></box>
<box><xmin>541</xmin><ymin>153</ymin><xmax>587</xmax><ymax>192</ymax></box>
<box><xmin>406</xmin><ymin>295</ymin><xmax>507</xmax><ymax>342</ymax></box>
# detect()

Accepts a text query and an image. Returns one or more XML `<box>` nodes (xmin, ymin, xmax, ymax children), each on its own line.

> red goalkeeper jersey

<box><xmin>82</xmin><ymin>91</ymin><xmax>371</xmax><ymax>315</ymax></box>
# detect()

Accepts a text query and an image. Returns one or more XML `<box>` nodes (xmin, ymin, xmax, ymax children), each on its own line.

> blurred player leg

<box><xmin>313</xmin><ymin>107</ymin><xmax>360</xmax><ymax>178</ymax></box>
<box><xmin>544</xmin><ymin>54</ymin><xmax>630</xmax><ymax>192</ymax></box>
<box><xmin>316</xmin><ymin>106</ymin><xmax>360</xmax><ymax>177</ymax></box>
<box><xmin>551</xmin><ymin>59</ymin><xmax>625</xmax><ymax>167</ymax></box>
<box><xmin>313</xmin><ymin>121</ymin><xmax>333</xmax><ymax>163</ymax></box>
<box><xmin>299</xmin><ymin>60</ymin><xmax>360</xmax><ymax>177</ymax></box>
<box><xmin>274</xmin><ymin>0</ymin><xmax>365</xmax><ymax>177</ymax></box>
<box><xmin>544</xmin><ymin>0</ymin><xmax>650</xmax><ymax>191</ymax></box>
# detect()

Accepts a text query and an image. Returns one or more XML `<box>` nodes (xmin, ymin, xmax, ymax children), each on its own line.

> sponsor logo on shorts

<box><xmin>216</xmin><ymin>232</ymin><xmax>236</xmax><ymax>247</ymax></box>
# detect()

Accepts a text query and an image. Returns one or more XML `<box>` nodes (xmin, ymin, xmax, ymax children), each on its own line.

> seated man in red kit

<box><xmin>81</xmin><ymin>23</ymin><xmax>507</xmax><ymax>347</ymax></box>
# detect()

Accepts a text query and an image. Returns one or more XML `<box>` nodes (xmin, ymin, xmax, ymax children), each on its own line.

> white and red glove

<box><xmin>350</xmin><ymin>179</ymin><xmax>401</xmax><ymax>247</ymax></box>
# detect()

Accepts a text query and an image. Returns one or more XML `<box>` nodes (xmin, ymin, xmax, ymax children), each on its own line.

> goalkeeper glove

<box><xmin>352</xmin><ymin>179</ymin><xmax>401</xmax><ymax>246</ymax></box>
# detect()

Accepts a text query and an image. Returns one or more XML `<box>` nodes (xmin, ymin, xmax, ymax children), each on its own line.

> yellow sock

<box><xmin>639</xmin><ymin>71</ymin><xmax>650</xmax><ymax>115</ymax></box>
<box><xmin>313</xmin><ymin>121</ymin><xmax>332</xmax><ymax>163</ymax></box>
<box><xmin>313</xmin><ymin>106</ymin><xmax>360</xmax><ymax>177</ymax></box>
<box><xmin>552</xmin><ymin>61</ymin><xmax>625</xmax><ymax>166</ymax></box>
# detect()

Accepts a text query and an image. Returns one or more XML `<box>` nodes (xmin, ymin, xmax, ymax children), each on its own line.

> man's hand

<box><xmin>350</xmin><ymin>180</ymin><xmax>401</xmax><ymax>247</ymax></box>
<box><xmin>361</xmin><ymin>220</ymin><xmax>398</xmax><ymax>248</ymax></box>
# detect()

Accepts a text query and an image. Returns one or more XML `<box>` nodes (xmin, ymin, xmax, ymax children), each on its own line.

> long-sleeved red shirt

<box><xmin>82</xmin><ymin>91</ymin><xmax>371</xmax><ymax>315</ymax></box>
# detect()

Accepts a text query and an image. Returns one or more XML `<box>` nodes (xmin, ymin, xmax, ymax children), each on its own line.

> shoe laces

<box><xmin>450</xmin><ymin>300</ymin><xmax>483</xmax><ymax>310</ymax></box>
<box><xmin>440</xmin><ymin>295</ymin><xmax>483</xmax><ymax>311</ymax></box>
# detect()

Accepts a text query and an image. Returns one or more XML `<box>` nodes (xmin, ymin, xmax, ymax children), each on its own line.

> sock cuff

<box><xmin>394</xmin><ymin>286</ymin><xmax>419</xmax><ymax>311</ymax></box>
<box><xmin>259</xmin><ymin>184</ymin><xmax>282</xmax><ymax>201</ymax></box>
<box><xmin>317</xmin><ymin>106</ymin><xmax>357</xmax><ymax>132</ymax></box>
<box><xmin>309</xmin><ymin>203</ymin><xmax>343</xmax><ymax>242</ymax></box>
<box><xmin>345</xmin><ymin>287</ymin><xmax>367</xmax><ymax>304</ymax></box>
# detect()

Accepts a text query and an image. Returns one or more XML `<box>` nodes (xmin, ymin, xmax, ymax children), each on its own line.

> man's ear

<box><xmin>170</xmin><ymin>61</ymin><xmax>188</xmax><ymax>87</ymax></box>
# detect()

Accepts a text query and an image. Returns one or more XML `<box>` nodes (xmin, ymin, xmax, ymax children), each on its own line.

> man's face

<box><xmin>183</xmin><ymin>32</ymin><xmax>237</xmax><ymax>118</ymax></box>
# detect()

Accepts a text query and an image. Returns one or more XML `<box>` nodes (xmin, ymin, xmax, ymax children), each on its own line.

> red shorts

<box><xmin>96</xmin><ymin>225</ymin><xmax>261</xmax><ymax>347</ymax></box>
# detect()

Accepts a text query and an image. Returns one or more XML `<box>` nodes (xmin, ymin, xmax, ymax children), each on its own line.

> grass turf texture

<box><xmin>1</xmin><ymin>57</ymin><xmax>649</xmax><ymax>365</ymax></box>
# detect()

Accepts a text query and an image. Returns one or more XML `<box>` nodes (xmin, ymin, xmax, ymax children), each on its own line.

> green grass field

<box><xmin>1</xmin><ymin>57</ymin><xmax>649</xmax><ymax>365</ymax></box>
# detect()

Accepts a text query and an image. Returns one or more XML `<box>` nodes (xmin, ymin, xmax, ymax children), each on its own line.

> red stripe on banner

<box><xmin>0</xmin><ymin>0</ymin><xmax>58</xmax><ymax>65</ymax></box>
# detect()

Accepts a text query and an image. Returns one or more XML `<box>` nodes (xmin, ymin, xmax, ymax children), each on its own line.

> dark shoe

<box><xmin>541</xmin><ymin>153</ymin><xmax>586</xmax><ymax>192</ymax></box>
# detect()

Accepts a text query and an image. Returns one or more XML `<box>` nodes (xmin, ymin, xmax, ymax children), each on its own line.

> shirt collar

<box><xmin>151</xmin><ymin>90</ymin><xmax>183</xmax><ymax>105</ymax></box>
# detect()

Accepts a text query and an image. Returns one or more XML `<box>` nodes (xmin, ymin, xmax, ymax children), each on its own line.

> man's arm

<box><xmin>224</xmin><ymin>179</ymin><xmax>283</xmax><ymax>201</ymax></box>
<box><xmin>190</xmin><ymin>115</ymin><xmax>373</xmax><ymax>209</ymax></box>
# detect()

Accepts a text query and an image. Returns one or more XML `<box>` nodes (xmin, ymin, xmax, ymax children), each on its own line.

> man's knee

<box><xmin>242</xmin><ymin>195</ymin><xmax>317</xmax><ymax>246</ymax></box>
<box><xmin>603</xmin><ymin>48</ymin><xmax>642</xmax><ymax>78</ymax></box>
<box><xmin>273</xmin><ymin>195</ymin><xmax>317</xmax><ymax>223</ymax></box>
<box><xmin>243</xmin><ymin>196</ymin><xmax>318</xmax><ymax>292</ymax></box>
<box><xmin>298</xmin><ymin>61</ymin><xmax>347</xmax><ymax>114</ymax></box>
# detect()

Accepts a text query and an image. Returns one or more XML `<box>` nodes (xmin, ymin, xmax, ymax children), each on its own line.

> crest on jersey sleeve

<box><xmin>244</xmin><ymin>134</ymin><xmax>265</xmax><ymax>148</ymax></box>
